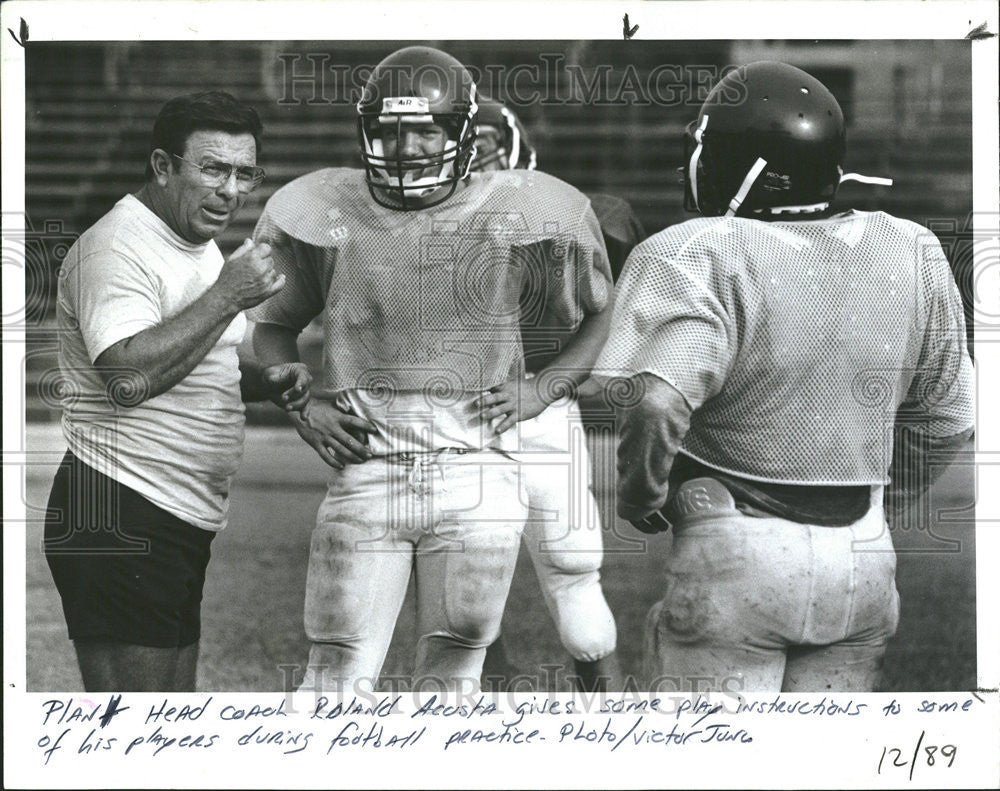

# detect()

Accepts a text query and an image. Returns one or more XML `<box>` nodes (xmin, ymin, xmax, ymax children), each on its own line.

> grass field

<box><xmin>24</xmin><ymin>422</ymin><xmax>977</xmax><ymax>692</ymax></box>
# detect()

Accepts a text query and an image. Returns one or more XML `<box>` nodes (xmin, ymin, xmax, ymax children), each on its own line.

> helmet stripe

<box><xmin>501</xmin><ymin>106</ymin><xmax>521</xmax><ymax>169</ymax></box>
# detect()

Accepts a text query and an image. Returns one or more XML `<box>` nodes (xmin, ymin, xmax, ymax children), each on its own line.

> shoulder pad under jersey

<box><xmin>261</xmin><ymin>168</ymin><xmax>366</xmax><ymax>246</ymax></box>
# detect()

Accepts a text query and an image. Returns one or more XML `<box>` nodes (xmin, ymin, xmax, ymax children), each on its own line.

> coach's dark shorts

<box><xmin>44</xmin><ymin>450</ymin><xmax>216</xmax><ymax>648</ymax></box>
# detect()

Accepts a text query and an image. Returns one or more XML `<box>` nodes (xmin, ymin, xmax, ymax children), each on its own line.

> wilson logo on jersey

<box><xmin>326</xmin><ymin>208</ymin><xmax>349</xmax><ymax>242</ymax></box>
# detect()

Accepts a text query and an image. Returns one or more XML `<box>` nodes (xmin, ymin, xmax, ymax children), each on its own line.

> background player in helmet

<box><xmin>469</xmin><ymin>96</ymin><xmax>537</xmax><ymax>173</ymax></box>
<box><xmin>596</xmin><ymin>62</ymin><xmax>973</xmax><ymax>692</ymax></box>
<box><xmin>471</xmin><ymin>96</ymin><xmax>646</xmax><ymax>281</ymax></box>
<box><xmin>250</xmin><ymin>47</ymin><xmax>614</xmax><ymax>693</ymax></box>
<box><xmin>472</xmin><ymin>96</ymin><xmax>647</xmax><ymax>690</ymax></box>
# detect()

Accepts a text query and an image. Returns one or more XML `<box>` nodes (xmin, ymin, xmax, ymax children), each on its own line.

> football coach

<box><xmin>43</xmin><ymin>91</ymin><xmax>309</xmax><ymax>692</ymax></box>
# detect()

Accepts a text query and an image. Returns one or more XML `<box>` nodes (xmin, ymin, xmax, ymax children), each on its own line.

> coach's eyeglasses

<box><xmin>170</xmin><ymin>154</ymin><xmax>266</xmax><ymax>193</ymax></box>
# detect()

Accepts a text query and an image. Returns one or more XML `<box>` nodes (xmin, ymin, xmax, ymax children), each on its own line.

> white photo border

<box><xmin>3</xmin><ymin>1</ymin><xmax>998</xmax><ymax>788</ymax></box>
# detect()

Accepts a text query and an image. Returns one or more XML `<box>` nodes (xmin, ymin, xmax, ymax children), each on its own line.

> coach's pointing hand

<box><xmin>214</xmin><ymin>238</ymin><xmax>285</xmax><ymax>310</ymax></box>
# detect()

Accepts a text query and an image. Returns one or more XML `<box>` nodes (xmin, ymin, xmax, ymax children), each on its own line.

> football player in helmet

<box><xmin>472</xmin><ymin>96</ymin><xmax>643</xmax><ymax>691</ymax></box>
<box><xmin>470</xmin><ymin>95</ymin><xmax>537</xmax><ymax>173</ymax></box>
<box><xmin>251</xmin><ymin>46</ymin><xmax>615</xmax><ymax>693</ymax></box>
<box><xmin>471</xmin><ymin>96</ymin><xmax>645</xmax><ymax>279</ymax></box>
<box><xmin>596</xmin><ymin>62</ymin><xmax>973</xmax><ymax>692</ymax></box>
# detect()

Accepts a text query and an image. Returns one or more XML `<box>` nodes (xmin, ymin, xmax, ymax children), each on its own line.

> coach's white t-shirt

<box><xmin>56</xmin><ymin>194</ymin><xmax>247</xmax><ymax>531</ymax></box>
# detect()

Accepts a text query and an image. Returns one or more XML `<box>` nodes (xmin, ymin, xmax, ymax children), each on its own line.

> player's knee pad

<box><xmin>529</xmin><ymin>524</ymin><xmax>604</xmax><ymax>575</ymax></box>
<box><xmin>438</xmin><ymin>606</ymin><xmax>505</xmax><ymax>648</ymax></box>
<box><xmin>561</xmin><ymin>615</ymin><xmax>617</xmax><ymax>663</ymax></box>
<box><xmin>537</xmin><ymin>546</ymin><xmax>603</xmax><ymax>576</ymax></box>
<box><xmin>303</xmin><ymin>616</ymin><xmax>366</xmax><ymax>645</ymax></box>
<box><xmin>296</xmin><ymin>641</ymin><xmax>385</xmax><ymax>696</ymax></box>
<box><xmin>437</xmin><ymin>530</ymin><xmax>520</xmax><ymax>645</ymax></box>
<box><xmin>549</xmin><ymin>573</ymin><xmax>617</xmax><ymax>662</ymax></box>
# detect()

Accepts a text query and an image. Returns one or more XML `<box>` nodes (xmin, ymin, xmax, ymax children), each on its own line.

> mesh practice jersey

<box><xmin>250</xmin><ymin>168</ymin><xmax>611</xmax><ymax>395</ymax></box>
<box><xmin>596</xmin><ymin>210</ymin><xmax>974</xmax><ymax>485</ymax></box>
<box><xmin>587</xmin><ymin>193</ymin><xmax>647</xmax><ymax>282</ymax></box>
<box><xmin>520</xmin><ymin>192</ymin><xmax>645</xmax><ymax>373</ymax></box>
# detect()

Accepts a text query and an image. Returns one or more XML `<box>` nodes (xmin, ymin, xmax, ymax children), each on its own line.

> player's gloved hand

<box><xmin>629</xmin><ymin>509</ymin><xmax>672</xmax><ymax>534</ymax></box>
<box><xmin>213</xmin><ymin>238</ymin><xmax>286</xmax><ymax>311</ymax></box>
<box><xmin>293</xmin><ymin>398</ymin><xmax>377</xmax><ymax>469</ymax></box>
<box><xmin>262</xmin><ymin>362</ymin><xmax>312</xmax><ymax>413</ymax></box>
<box><xmin>476</xmin><ymin>377</ymin><xmax>550</xmax><ymax>434</ymax></box>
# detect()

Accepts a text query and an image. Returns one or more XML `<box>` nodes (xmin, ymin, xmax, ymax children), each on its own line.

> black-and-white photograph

<box><xmin>3</xmin><ymin>2</ymin><xmax>998</xmax><ymax>787</ymax></box>
<box><xmin>19</xmin><ymin>35</ymin><xmax>978</xmax><ymax>692</ymax></box>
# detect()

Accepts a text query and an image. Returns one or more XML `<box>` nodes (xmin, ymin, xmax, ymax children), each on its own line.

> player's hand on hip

<box><xmin>295</xmin><ymin>398</ymin><xmax>377</xmax><ymax>468</ymax></box>
<box><xmin>262</xmin><ymin>362</ymin><xmax>312</xmax><ymax>413</ymax></box>
<box><xmin>630</xmin><ymin>510</ymin><xmax>672</xmax><ymax>534</ymax></box>
<box><xmin>476</xmin><ymin>377</ymin><xmax>549</xmax><ymax>434</ymax></box>
<box><xmin>214</xmin><ymin>238</ymin><xmax>286</xmax><ymax>311</ymax></box>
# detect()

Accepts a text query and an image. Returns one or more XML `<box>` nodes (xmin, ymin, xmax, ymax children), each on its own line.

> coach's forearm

<box><xmin>253</xmin><ymin>321</ymin><xmax>302</xmax><ymax>366</ymax></box>
<box><xmin>94</xmin><ymin>284</ymin><xmax>241</xmax><ymax>404</ymax></box>
<box><xmin>615</xmin><ymin>373</ymin><xmax>692</xmax><ymax>521</ymax></box>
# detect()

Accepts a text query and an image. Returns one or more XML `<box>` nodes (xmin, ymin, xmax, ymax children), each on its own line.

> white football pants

<box><xmin>645</xmin><ymin>478</ymin><xmax>900</xmax><ymax>692</ymax></box>
<box><xmin>300</xmin><ymin>450</ymin><xmax>526</xmax><ymax>694</ymax></box>
<box><xmin>510</xmin><ymin>398</ymin><xmax>617</xmax><ymax>663</ymax></box>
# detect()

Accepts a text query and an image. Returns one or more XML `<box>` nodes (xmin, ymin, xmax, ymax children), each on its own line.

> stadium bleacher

<box><xmin>22</xmin><ymin>40</ymin><xmax>974</xmax><ymax>421</ymax></box>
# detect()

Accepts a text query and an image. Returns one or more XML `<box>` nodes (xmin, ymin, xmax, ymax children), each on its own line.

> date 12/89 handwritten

<box><xmin>878</xmin><ymin>731</ymin><xmax>957</xmax><ymax>780</ymax></box>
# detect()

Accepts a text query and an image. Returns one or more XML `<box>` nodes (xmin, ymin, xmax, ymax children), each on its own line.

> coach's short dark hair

<box><xmin>145</xmin><ymin>91</ymin><xmax>263</xmax><ymax>180</ymax></box>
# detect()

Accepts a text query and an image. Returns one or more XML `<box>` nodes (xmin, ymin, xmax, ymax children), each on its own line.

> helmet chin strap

<box><xmin>725</xmin><ymin>157</ymin><xmax>768</xmax><ymax>217</ymax></box>
<box><xmin>839</xmin><ymin>170</ymin><xmax>894</xmax><ymax>186</ymax></box>
<box><xmin>688</xmin><ymin>115</ymin><xmax>710</xmax><ymax>209</ymax></box>
<box><xmin>398</xmin><ymin>160</ymin><xmax>456</xmax><ymax>197</ymax></box>
<box><xmin>760</xmin><ymin>202</ymin><xmax>831</xmax><ymax>215</ymax></box>
<box><xmin>737</xmin><ymin>166</ymin><xmax>894</xmax><ymax>217</ymax></box>
<box><xmin>763</xmin><ymin>169</ymin><xmax>894</xmax><ymax>215</ymax></box>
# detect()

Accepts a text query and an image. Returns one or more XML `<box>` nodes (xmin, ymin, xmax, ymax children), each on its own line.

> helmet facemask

<box><xmin>471</xmin><ymin>125</ymin><xmax>510</xmax><ymax>172</ymax></box>
<box><xmin>358</xmin><ymin>98</ymin><xmax>477</xmax><ymax>211</ymax></box>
